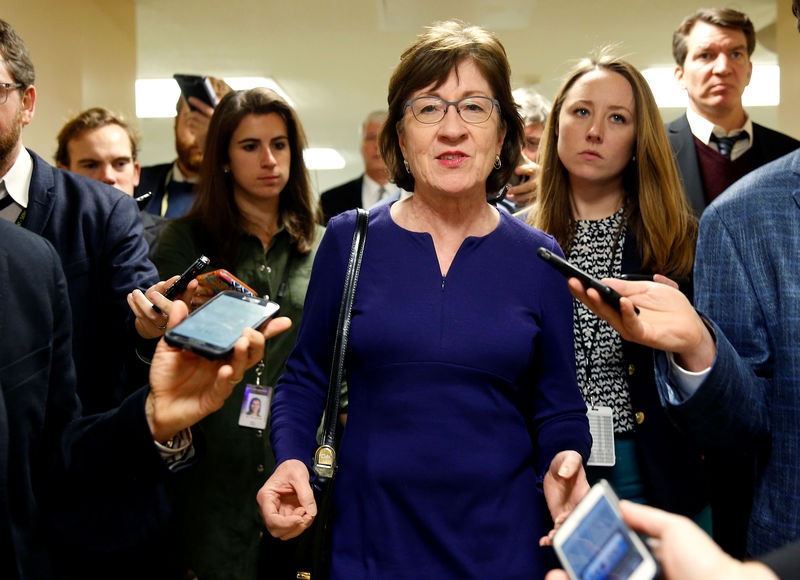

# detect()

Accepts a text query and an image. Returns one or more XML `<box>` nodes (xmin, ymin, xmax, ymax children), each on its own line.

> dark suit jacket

<box><xmin>320</xmin><ymin>175</ymin><xmax>363</xmax><ymax>223</ymax></box>
<box><xmin>22</xmin><ymin>151</ymin><xmax>159</xmax><ymax>414</ymax></box>
<box><xmin>135</xmin><ymin>161</ymin><xmax>172</xmax><ymax>205</ymax></box>
<box><xmin>0</xmin><ymin>220</ymin><xmax>169</xmax><ymax>579</ymax></box>
<box><xmin>666</xmin><ymin>114</ymin><xmax>800</xmax><ymax>216</ymax></box>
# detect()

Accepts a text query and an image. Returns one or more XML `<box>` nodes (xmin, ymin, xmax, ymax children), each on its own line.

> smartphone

<box><xmin>153</xmin><ymin>255</ymin><xmax>211</xmax><ymax>313</ymax></box>
<box><xmin>553</xmin><ymin>480</ymin><xmax>658</xmax><ymax>580</ymax></box>
<box><xmin>165</xmin><ymin>291</ymin><xmax>279</xmax><ymax>359</ymax></box>
<box><xmin>173</xmin><ymin>74</ymin><xmax>218</xmax><ymax>111</ymax></box>
<box><xmin>537</xmin><ymin>247</ymin><xmax>639</xmax><ymax>315</ymax></box>
<box><xmin>196</xmin><ymin>269</ymin><xmax>257</xmax><ymax>297</ymax></box>
<box><xmin>619</xmin><ymin>273</ymin><xmax>690</xmax><ymax>289</ymax></box>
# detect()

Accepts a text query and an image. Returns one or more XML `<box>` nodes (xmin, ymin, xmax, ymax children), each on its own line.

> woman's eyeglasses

<box><xmin>404</xmin><ymin>96</ymin><xmax>500</xmax><ymax>125</ymax></box>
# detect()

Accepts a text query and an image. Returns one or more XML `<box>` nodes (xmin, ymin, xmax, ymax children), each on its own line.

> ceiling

<box><xmin>135</xmin><ymin>0</ymin><xmax>779</xmax><ymax>192</ymax></box>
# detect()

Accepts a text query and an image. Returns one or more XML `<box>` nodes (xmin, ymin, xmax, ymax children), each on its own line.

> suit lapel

<box><xmin>22</xmin><ymin>150</ymin><xmax>56</xmax><ymax>235</ymax></box>
<box><xmin>668</xmin><ymin>115</ymin><xmax>705</xmax><ymax>216</ymax></box>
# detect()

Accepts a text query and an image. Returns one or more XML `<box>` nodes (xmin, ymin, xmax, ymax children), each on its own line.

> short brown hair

<box><xmin>175</xmin><ymin>75</ymin><xmax>233</xmax><ymax>114</ymax></box>
<box><xmin>379</xmin><ymin>20</ymin><xmax>523</xmax><ymax>194</ymax></box>
<box><xmin>55</xmin><ymin>107</ymin><xmax>139</xmax><ymax>166</ymax></box>
<box><xmin>673</xmin><ymin>8</ymin><xmax>755</xmax><ymax>66</ymax></box>
<box><xmin>0</xmin><ymin>19</ymin><xmax>34</xmax><ymax>88</ymax></box>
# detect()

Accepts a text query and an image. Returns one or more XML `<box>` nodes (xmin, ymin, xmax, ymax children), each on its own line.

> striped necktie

<box><xmin>710</xmin><ymin>132</ymin><xmax>747</xmax><ymax>159</ymax></box>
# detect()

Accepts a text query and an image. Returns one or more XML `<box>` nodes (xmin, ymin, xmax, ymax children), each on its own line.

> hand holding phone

<box><xmin>165</xmin><ymin>291</ymin><xmax>280</xmax><ymax>359</ymax></box>
<box><xmin>153</xmin><ymin>255</ymin><xmax>211</xmax><ymax>313</ymax></box>
<box><xmin>173</xmin><ymin>74</ymin><xmax>218</xmax><ymax>111</ymax></box>
<box><xmin>553</xmin><ymin>480</ymin><xmax>658</xmax><ymax>580</ymax></box>
<box><xmin>537</xmin><ymin>247</ymin><xmax>639</xmax><ymax>315</ymax></box>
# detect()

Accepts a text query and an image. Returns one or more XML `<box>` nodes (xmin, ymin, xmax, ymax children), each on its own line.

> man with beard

<box><xmin>0</xmin><ymin>18</ymin><xmax>158</xmax><ymax>415</ymax></box>
<box><xmin>136</xmin><ymin>76</ymin><xmax>231</xmax><ymax>218</ymax></box>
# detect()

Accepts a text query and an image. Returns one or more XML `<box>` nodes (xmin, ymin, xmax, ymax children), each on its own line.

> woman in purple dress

<box><xmin>258</xmin><ymin>21</ymin><xmax>592</xmax><ymax>579</ymax></box>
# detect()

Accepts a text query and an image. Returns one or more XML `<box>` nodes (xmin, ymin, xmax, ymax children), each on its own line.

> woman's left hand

<box><xmin>540</xmin><ymin>450</ymin><xmax>589</xmax><ymax>546</ymax></box>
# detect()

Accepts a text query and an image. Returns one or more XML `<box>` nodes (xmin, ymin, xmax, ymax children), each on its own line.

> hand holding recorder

<box><xmin>565</xmin><ymin>274</ymin><xmax>717</xmax><ymax>372</ymax></box>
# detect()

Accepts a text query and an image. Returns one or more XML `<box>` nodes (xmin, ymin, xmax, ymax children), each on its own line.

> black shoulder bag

<box><xmin>295</xmin><ymin>208</ymin><xmax>368</xmax><ymax>580</ymax></box>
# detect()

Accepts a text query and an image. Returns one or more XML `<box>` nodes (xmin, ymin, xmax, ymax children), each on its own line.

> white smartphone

<box><xmin>165</xmin><ymin>291</ymin><xmax>279</xmax><ymax>360</ymax></box>
<box><xmin>553</xmin><ymin>480</ymin><xmax>658</xmax><ymax>580</ymax></box>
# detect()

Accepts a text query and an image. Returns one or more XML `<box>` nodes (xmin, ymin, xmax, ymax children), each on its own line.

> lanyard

<box><xmin>571</xmin><ymin>211</ymin><xmax>627</xmax><ymax>409</ymax></box>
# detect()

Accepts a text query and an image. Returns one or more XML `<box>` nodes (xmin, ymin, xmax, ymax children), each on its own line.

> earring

<box><xmin>403</xmin><ymin>159</ymin><xmax>411</xmax><ymax>174</ymax></box>
<box><xmin>223</xmin><ymin>167</ymin><xmax>231</xmax><ymax>173</ymax></box>
<box><xmin>631</xmin><ymin>155</ymin><xmax>637</xmax><ymax>163</ymax></box>
<box><xmin>493</xmin><ymin>155</ymin><xmax>502</xmax><ymax>170</ymax></box>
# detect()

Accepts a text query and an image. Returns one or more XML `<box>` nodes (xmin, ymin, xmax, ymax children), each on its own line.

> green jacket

<box><xmin>155</xmin><ymin>218</ymin><xmax>324</xmax><ymax>580</ymax></box>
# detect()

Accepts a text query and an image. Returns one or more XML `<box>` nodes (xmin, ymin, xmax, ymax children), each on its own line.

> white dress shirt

<box><xmin>686</xmin><ymin>107</ymin><xmax>754</xmax><ymax>161</ymax></box>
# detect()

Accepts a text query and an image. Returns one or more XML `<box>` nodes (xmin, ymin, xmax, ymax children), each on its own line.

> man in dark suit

<box><xmin>55</xmin><ymin>106</ymin><xmax>168</xmax><ymax>260</ymax></box>
<box><xmin>0</xmin><ymin>217</ymin><xmax>286</xmax><ymax>579</ymax></box>
<box><xmin>320</xmin><ymin>110</ymin><xmax>397</xmax><ymax>222</ymax></box>
<box><xmin>667</xmin><ymin>8</ymin><xmax>799</xmax><ymax>217</ymax></box>
<box><xmin>0</xmin><ymin>20</ymin><xmax>159</xmax><ymax>415</ymax></box>
<box><xmin>665</xmin><ymin>8</ymin><xmax>800</xmax><ymax>557</ymax></box>
<box><xmin>135</xmin><ymin>76</ymin><xmax>231</xmax><ymax>218</ymax></box>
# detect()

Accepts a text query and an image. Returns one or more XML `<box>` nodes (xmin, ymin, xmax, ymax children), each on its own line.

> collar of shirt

<box><xmin>0</xmin><ymin>147</ymin><xmax>33</xmax><ymax>209</ymax></box>
<box><xmin>171</xmin><ymin>160</ymin><xmax>198</xmax><ymax>184</ymax></box>
<box><xmin>686</xmin><ymin>107</ymin><xmax>754</xmax><ymax>160</ymax></box>
<box><xmin>361</xmin><ymin>173</ymin><xmax>392</xmax><ymax>209</ymax></box>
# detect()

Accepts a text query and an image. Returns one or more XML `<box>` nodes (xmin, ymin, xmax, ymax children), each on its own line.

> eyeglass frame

<box><xmin>0</xmin><ymin>82</ymin><xmax>24</xmax><ymax>105</ymax></box>
<box><xmin>403</xmin><ymin>95</ymin><xmax>501</xmax><ymax>125</ymax></box>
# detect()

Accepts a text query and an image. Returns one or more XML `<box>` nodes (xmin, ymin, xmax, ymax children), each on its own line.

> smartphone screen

<box><xmin>554</xmin><ymin>481</ymin><xmax>657</xmax><ymax>580</ymax></box>
<box><xmin>165</xmin><ymin>291</ymin><xmax>279</xmax><ymax>359</ymax></box>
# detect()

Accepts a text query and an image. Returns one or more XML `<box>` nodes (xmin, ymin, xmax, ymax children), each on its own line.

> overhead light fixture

<box><xmin>135</xmin><ymin>76</ymin><xmax>293</xmax><ymax>118</ymax></box>
<box><xmin>642</xmin><ymin>64</ymin><xmax>780</xmax><ymax>108</ymax></box>
<box><xmin>304</xmin><ymin>148</ymin><xmax>346</xmax><ymax>170</ymax></box>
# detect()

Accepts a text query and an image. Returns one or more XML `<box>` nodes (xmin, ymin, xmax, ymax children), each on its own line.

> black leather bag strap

<box><xmin>313</xmin><ymin>208</ymin><xmax>368</xmax><ymax>481</ymax></box>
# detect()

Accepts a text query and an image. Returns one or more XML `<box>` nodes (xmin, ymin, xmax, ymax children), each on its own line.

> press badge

<box><xmin>586</xmin><ymin>406</ymin><xmax>615</xmax><ymax>467</ymax></box>
<box><xmin>238</xmin><ymin>384</ymin><xmax>273</xmax><ymax>430</ymax></box>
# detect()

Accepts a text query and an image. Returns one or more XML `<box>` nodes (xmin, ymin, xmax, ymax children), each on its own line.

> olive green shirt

<box><xmin>155</xmin><ymin>218</ymin><xmax>324</xmax><ymax>580</ymax></box>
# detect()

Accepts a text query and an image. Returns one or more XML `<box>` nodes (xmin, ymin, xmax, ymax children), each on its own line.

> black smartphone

<box><xmin>553</xmin><ymin>480</ymin><xmax>658</xmax><ymax>580</ymax></box>
<box><xmin>619</xmin><ymin>273</ymin><xmax>690</xmax><ymax>289</ymax></box>
<box><xmin>173</xmin><ymin>74</ymin><xmax>218</xmax><ymax>111</ymax></box>
<box><xmin>618</xmin><ymin>274</ymin><xmax>654</xmax><ymax>282</ymax></box>
<box><xmin>165</xmin><ymin>291</ymin><xmax>280</xmax><ymax>360</ymax></box>
<box><xmin>153</xmin><ymin>255</ymin><xmax>211</xmax><ymax>313</ymax></box>
<box><xmin>537</xmin><ymin>247</ymin><xmax>639</xmax><ymax>314</ymax></box>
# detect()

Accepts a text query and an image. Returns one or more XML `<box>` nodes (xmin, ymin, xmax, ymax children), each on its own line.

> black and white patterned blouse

<box><xmin>567</xmin><ymin>207</ymin><xmax>634</xmax><ymax>433</ymax></box>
